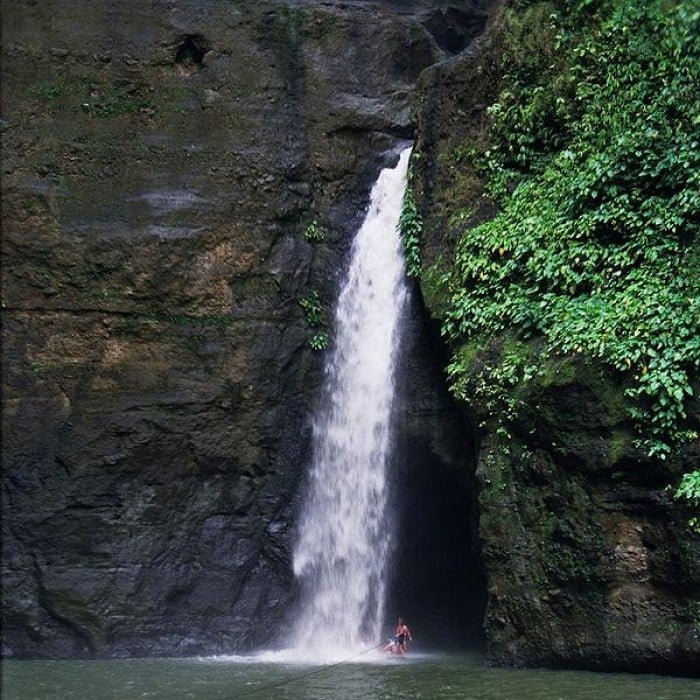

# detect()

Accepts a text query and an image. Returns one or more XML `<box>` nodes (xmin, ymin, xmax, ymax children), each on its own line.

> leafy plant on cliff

<box><xmin>308</xmin><ymin>331</ymin><xmax>329</xmax><ymax>351</ymax></box>
<box><xmin>299</xmin><ymin>290</ymin><xmax>325</xmax><ymax>327</ymax></box>
<box><xmin>675</xmin><ymin>470</ymin><xmax>700</xmax><ymax>533</ymax></box>
<box><xmin>441</xmin><ymin>0</ymin><xmax>700</xmax><ymax>471</ymax></box>
<box><xmin>299</xmin><ymin>290</ymin><xmax>329</xmax><ymax>350</ymax></box>
<box><xmin>399</xmin><ymin>170</ymin><xmax>423</xmax><ymax>278</ymax></box>
<box><xmin>303</xmin><ymin>220</ymin><xmax>326</xmax><ymax>243</ymax></box>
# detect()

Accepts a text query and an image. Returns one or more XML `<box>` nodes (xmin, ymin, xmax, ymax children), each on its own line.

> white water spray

<box><xmin>291</xmin><ymin>147</ymin><xmax>412</xmax><ymax>659</ymax></box>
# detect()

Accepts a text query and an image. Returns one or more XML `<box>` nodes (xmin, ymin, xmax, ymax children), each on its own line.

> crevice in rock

<box><xmin>32</xmin><ymin>554</ymin><xmax>99</xmax><ymax>655</ymax></box>
<box><xmin>388</xmin><ymin>286</ymin><xmax>487</xmax><ymax>649</ymax></box>
<box><xmin>422</xmin><ymin>5</ymin><xmax>491</xmax><ymax>55</ymax></box>
<box><xmin>174</xmin><ymin>34</ymin><xmax>209</xmax><ymax>75</ymax></box>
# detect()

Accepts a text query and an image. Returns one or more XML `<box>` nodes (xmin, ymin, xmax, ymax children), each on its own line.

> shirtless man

<box><xmin>395</xmin><ymin>617</ymin><xmax>413</xmax><ymax>655</ymax></box>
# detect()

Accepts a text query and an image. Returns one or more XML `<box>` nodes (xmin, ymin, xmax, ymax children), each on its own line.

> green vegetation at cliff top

<box><xmin>438</xmin><ymin>0</ymin><xmax>699</xmax><ymax>472</ymax></box>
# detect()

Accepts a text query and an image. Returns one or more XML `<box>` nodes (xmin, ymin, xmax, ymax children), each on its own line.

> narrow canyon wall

<box><xmin>1</xmin><ymin>0</ymin><xmax>493</xmax><ymax>658</ymax></box>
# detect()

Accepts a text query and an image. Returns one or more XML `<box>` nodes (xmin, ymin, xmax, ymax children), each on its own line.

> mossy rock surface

<box><xmin>413</xmin><ymin>2</ymin><xmax>700</xmax><ymax>675</ymax></box>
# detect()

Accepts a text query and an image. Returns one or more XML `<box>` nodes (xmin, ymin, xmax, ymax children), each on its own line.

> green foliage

<box><xmin>299</xmin><ymin>218</ymin><xmax>331</xmax><ymax>350</ymax></box>
<box><xmin>30</xmin><ymin>360</ymin><xmax>45</xmax><ymax>373</ymax></box>
<box><xmin>482</xmin><ymin>3</ymin><xmax>579</xmax><ymax>191</ymax></box>
<box><xmin>308</xmin><ymin>331</ymin><xmax>329</xmax><ymax>351</ymax></box>
<box><xmin>675</xmin><ymin>470</ymin><xmax>700</xmax><ymax>533</ymax></box>
<box><xmin>447</xmin><ymin>336</ymin><xmax>541</xmax><ymax>431</ymax></box>
<box><xmin>675</xmin><ymin>470</ymin><xmax>700</xmax><ymax>501</ymax></box>
<box><xmin>399</xmin><ymin>173</ymin><xmax>422</xmax><ymax>278</ymax></box>
<box><xmin>303</xmin><ymin>220</ymin><xmax>326</xmax><ymax>243</ymax></box>
<box><xmin>442</xmin><ymin>0</ymin><xmax>700</xmax><ymax>460</ymax></box>
<box><xmin>299</xmin><ymin>290</ymin><xmax>329</xmax><ymax>350</ymax></box>
<box><xmin>298</xmin><ymin>290</ymin><xmax>325</xmax><ymax>327</ymax></box>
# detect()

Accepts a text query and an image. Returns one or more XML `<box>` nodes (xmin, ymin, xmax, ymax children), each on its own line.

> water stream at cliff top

<box><xmin>290</xmin><ymin>146</ymin><xmax>413</xmax><ymax>660</ymax></box>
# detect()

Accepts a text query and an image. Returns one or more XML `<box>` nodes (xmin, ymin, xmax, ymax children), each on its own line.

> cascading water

<box><xmin>291</xmin><ymin>146</ymin><xmax>413</xmax><ymax>659</ymax></box>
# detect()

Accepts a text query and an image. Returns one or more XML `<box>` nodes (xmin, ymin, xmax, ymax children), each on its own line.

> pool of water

<box><xmin>2</xmin><ymin>651</ymin><xmax>698</xmax><ymax>700</ymax></box>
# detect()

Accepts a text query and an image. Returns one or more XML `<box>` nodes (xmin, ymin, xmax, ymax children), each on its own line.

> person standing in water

<box><xmin>383</xmin><ymin>617</ymin><xmax>413</xmax><ymax>654</ymax></box>
<box><xmin>396</xmin><ymin>617</ymin><xmax>413</xmax><ymax>655</ymax></box>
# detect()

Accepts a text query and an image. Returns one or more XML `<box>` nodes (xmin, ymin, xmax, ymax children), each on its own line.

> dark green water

<box><xmin>2</xmin><ymin>652</ymin><xmax>698</xmax><ymax>700</ymax></box>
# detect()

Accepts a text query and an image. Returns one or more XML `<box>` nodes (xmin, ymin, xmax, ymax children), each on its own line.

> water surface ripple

<box><xmin>3</xmin><ymin>652</ymin><xmax>698</xmax><ymax>700</ymax></box>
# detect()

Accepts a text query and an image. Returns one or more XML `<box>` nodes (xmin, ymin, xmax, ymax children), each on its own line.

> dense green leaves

<box><xmin>675</xmin><ymin>469</ymin><xmax>700</xmax><ymax>532</ymax></box>
<box><xmin>400</xmin><ymin>172</ymin><xmax>423</xmax><ymax>278</ymax></box>
<box><xmin>299</xmin><ymin>291</ymin><xmax>325</xmax><ymax>327</ymax></box>
<box><xmin>303</xmin><ymin>220</ymin><xmax>326</xmax><ymax>243</ymax></box>
<box><xmin>441</xmin><ymin>0</ymin><xmax>700</xmax><ymax>467</ymax></box>
<box><xmin>299</xmin><ymin>290</ymin><xmax>329</xmax><ymax>350</ymax></box>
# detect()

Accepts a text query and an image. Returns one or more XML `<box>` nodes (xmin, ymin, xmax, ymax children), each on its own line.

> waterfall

<box><xmin>291</xmin><ymin>146</ymin><xmax>412</xmax><ymax>659</ymax></box>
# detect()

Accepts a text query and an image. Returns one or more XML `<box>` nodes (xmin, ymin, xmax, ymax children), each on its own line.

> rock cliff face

<box><xmin>1</xmin><ymin>0</ymin><xmax>493</xmax><ymax>658</ymax></box>
<box><xmin>412</xmin><ymin>8</ymin><xmax>700</xmax><ymax>675</ymax></box>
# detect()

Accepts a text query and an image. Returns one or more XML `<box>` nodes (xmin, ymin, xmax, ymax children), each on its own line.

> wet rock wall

<box><xmin>1</xmin><ymin>0</ymin><xmax>493</xmax><ymax>657</ymax></box>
